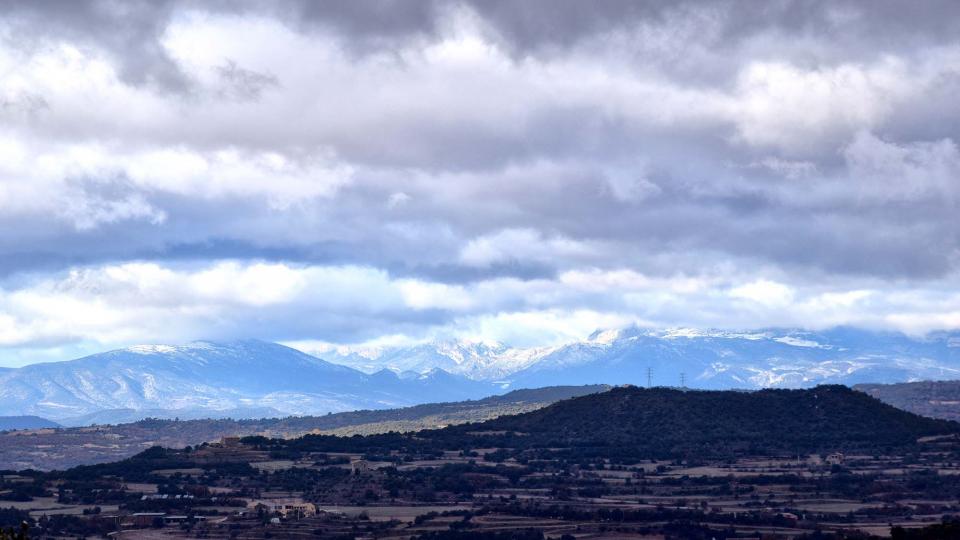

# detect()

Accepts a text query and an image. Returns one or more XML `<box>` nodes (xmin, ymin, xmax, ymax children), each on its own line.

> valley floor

<box><xmin>6</xmin><ymin>435</ymin><xmax>960</xmax><ymax>539</ymax></box>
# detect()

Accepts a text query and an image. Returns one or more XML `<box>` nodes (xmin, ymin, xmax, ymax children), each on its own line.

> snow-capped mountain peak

<box><xmin>587</xmin><ymin>328</ymin><xmax>625</xmax><ymax>344</ymax></box>
<box><xmin>308</xmin><ymin>338</ymin><xmax>547</xmax><ymax>380</ymax></box>
<box><xmin>314</xmin><ymin>327</ymin><xmax>960</xmax><ymax>390</ymax></box>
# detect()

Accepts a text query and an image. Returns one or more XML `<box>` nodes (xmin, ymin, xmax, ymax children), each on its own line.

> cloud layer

<box><xmin>2</xmin><ymin>1</ymin><xmax>960</xmax><ymax>364</ymax></box>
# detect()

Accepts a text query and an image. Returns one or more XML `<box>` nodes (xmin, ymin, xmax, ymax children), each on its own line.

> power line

<box><xmin>680</xmin><ymin>372</ymin><xmax>686</xmax><ymax>388</ymax></box>
<box><xmin>646</xmin><ymin>366</ymin><xmax>652</xmax><ymax>388</ymax></box>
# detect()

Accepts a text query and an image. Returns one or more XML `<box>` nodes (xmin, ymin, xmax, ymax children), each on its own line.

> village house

<box><xmin>247</xmin><ymin>498</ymin><xmax>317</xmax><ymax>519</ymax></box>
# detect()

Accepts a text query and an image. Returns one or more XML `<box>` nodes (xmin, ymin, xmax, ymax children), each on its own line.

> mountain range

<box><xmin>3</xmin><ymin>326</ymin><xmax>960</xmax><ymax>425</ymax></box>
<box><xmin>316</xmin><ymin>326</ymin><xmax>960</xmax><ymax>388</ymax></box>
<box><xmin>0</xmin><ymin>340</ymin><xmax>498</xmax><ymax>422</ymax></box>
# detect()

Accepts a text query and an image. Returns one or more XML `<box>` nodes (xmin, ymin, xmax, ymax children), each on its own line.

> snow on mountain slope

<box><xmin>508</xmin><ymin>327</ymin><xmax>960</xmax><ymax>389</ymax></box>
<box><xmin>314</xmin><ymin>327</ymin><xmax>960</xmax><ymax>389</ymax></box>
<box><xmin>313</xmin><ymin>340</ymin><xmax>554</xmax><ymax>380</ymax></box>
<box><xmin>0</xmin><ymin>340</ymin><xmax>498</xmax><ymax>421</ymax></box>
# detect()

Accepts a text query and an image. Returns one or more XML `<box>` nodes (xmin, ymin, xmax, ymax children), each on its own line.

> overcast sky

<box><xmin>2</xmin><ymin>1</ymin><xmax>960</xmax><ymax>365</ymax></box>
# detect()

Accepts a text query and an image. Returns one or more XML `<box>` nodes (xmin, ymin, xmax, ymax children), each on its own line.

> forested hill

<box><xmin>460</xmin><ymin>385</ymin><xmax>959</xmax><ymax>456</ymax></box>
<box><xmin>269</xmin><ymin>385</ymin><xmax>960</xmax><ymax>460</ymax></box>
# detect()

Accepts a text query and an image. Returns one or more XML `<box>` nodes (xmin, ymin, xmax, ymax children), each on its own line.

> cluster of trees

<box><xmin>382</xmin><ymin>463</ymin><xmax>519</xmax><ymax>500</ymax></box>
<box><xmin>0</xmin><ymin>483</ymin><xmax>46</xmax><ymax>502</ymax></box>
<box><xmin>0</xmin><ymin>509</ymin><xmax>117</xmax><ymax>538</ymax></box>
<box><xmin>0</xmin><ymin>509</ymin><xmax>28</xmax><ymax>530</ymax></box>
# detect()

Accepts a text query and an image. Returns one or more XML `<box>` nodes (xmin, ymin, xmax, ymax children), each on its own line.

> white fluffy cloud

<box><xmin>0</xmin><ymin>133</ymin><xmax>352</xmax><ymax>230</ymax></box>
<box><xmin>459</xmin><ymin>229</ymin><xmax>602</xmax><ymax>268</ymax></box>
<box><xmin>2</xmin><ymin>2</ymin><xmax>960</xmax><ymax>363</ymax></box>
<box><xmin>3</xmin><ymin>260</ymin><xmax>960</xmax><ymax>365</ymax></box>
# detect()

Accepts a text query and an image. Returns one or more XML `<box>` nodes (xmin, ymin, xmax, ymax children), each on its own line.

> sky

<box><xmin>2</xmin><ymin>1</ymin><xmax>960</xmax><ymax>366</ymax></box>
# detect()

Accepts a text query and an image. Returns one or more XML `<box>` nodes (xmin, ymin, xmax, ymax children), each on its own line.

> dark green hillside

<box><xmin>461</xmin><ymin>385</ymin><xmax>958</xmax><ymax>456</ymax></box>
<box><xmin>267</xmin><ymin>385</ymin><xmax>960</xmax><ymax>460</ymax></box>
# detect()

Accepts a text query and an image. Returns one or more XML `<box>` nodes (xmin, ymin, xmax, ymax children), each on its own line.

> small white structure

<box><xmin>825</xmin><ymin>452</ymin><xmax>845</xmax><ymax>465</ymax></box>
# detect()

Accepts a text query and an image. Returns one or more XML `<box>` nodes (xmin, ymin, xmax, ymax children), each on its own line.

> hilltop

<box><xmin>469</xmin><ymin>385</ymin><xmax>958</xmax><ymax>457</ymax></box>
<box><xmin>272</xmin><ymin>385</ymin><xmax>959</xmax><ymax>459</ymax></box>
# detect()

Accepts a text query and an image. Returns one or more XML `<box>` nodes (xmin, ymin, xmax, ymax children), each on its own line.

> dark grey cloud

<box><xmin>8</xmin><ymin>1</ymin><xmax>960</xmax><ymax>90</ymax></box>
<box><xmin>1</xmin><ymin>0</ymin><xmax>189</xmax><ymax>91</ymax></box>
